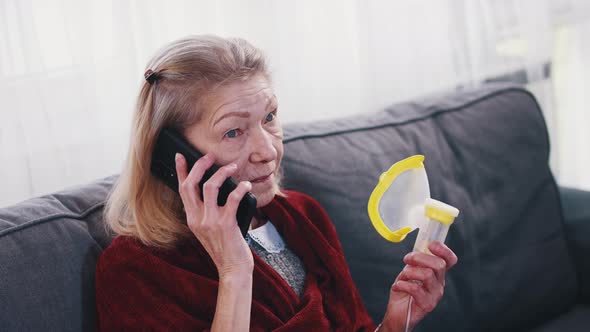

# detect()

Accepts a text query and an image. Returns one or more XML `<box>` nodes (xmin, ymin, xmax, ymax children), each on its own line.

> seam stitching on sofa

<box><xmin>283</xmin><ymin>87</ymin><xmax>541</xmax><ymax>144</ymax></box>
<box><xmin>0</xmin><ymin>201</ymin><xmax>106</xmax><ymax>238</ymax></box>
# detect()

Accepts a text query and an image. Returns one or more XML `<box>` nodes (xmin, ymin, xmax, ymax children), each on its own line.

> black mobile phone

<box><xmin>150</xmin><ymin>127</ymin><xmax>256</xmax><ymax>237</ymax></box>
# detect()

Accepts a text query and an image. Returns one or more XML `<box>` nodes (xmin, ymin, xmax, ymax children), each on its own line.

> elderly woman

<box><xmin>96</xmin><ymin>35</ymin><xmax>458</xmax><ymax>332</ymax></box>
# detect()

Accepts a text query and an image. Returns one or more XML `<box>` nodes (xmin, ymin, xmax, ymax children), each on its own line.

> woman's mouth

<box><xmin>251</xmin><ymin>173</ymin><xmax>272</xmax><ymax>184</ymax></box>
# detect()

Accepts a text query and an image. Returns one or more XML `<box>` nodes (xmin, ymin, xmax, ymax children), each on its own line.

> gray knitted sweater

<box><xmin>245</xmin><ymin>221</ymin><xmax>307</xmax><ymax>298</ymax></box>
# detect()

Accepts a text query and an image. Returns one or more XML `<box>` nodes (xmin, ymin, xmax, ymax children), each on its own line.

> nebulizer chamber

<box><xmin>413</xmin><ymin>198</ymin><xmax>458</xmax><ymax>254</ymax></box>
<box><xmin>367</xmin><ymin>155</ymin><xmax>459</xmax><ymax>332</ymax></box>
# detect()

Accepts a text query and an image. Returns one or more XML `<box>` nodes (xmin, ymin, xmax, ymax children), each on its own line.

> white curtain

<box><xmin>1</xmin><ymin>0</ymin><xmax>589</xmax><ymax>207</ymax></box>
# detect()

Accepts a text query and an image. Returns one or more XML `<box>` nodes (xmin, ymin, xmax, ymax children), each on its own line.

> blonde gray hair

<box><xmin>104</xmin><ymin>35</ymin><xmax>272</xmax><ymax>249</ymax></box>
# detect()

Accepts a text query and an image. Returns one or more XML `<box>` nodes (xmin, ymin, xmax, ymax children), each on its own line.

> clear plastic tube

<box><xmin>405</xmin><ymin>297</ymin><xmax>413</xmax><ymax>332</ymax></box>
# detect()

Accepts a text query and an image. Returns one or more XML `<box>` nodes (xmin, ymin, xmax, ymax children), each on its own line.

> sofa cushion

<box><xmin>0</xmin><ymin>175</ymin><xmax>116</xmax><ymax>332</ymax></box>
<box><xmin>280</xmin><ymin>83</ymin><xmax>578</xmax><ymax>331</ymax></box>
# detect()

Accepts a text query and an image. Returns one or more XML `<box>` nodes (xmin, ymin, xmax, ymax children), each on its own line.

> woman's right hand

<box><xmin>175</xmin><ymin>152</ymin><xmax>254</xmax><ymax>279</ymax></box>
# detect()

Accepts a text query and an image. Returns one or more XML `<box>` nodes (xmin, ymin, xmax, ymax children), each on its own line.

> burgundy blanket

<box><xmin>96</xmin><ymin>190</ymin><xmax>377</xmax><ymax>331</ymax></box>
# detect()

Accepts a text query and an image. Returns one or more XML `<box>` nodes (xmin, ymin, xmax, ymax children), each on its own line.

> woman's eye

<box><xmin>224</xmin><ymin>129</ymin><xmax>241</xmax><ymax>139</ymax></box>
<box><xmin>265</xmin><ymin>111</ymin><xmax>276</xmax><ymax>123</ymax></box>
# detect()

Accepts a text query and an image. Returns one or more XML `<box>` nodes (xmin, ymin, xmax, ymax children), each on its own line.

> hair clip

<box><xmin>144</xmin><ymin>69</ymin><xmax>158</xmax><ymax>84</ymax></box>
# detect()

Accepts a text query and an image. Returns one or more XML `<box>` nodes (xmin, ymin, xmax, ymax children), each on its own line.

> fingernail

<box><xmin>175</xmin><ymin>153</ymin><xmax>181</xmax><ymax>162</ymax></box>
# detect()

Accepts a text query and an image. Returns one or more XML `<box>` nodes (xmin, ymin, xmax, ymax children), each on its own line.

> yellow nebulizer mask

<box><xmin>367</xmin><ymin>155</ymin><xmax>459</xmax><ymax>332</ymax></box>
<box><xmin>368</xmin><ymin>154</ymin><xmax>459</xmax><ymax>248</ymax></box>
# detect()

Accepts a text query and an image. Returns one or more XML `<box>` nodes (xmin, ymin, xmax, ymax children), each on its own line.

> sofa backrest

<box><xmin>0</xmin><ymin>84</ymin><xmax>577</xmax><ymax>331</ymax></box>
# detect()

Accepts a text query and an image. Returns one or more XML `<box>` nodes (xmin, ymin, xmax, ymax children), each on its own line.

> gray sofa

<box><xmin>1</xmin><ymin>83</ymin><xmax>589</xmax><ymax>331</ymax></box>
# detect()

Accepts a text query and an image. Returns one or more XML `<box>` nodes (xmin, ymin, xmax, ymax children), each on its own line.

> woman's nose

<box><xmin>249</xmin><ymin>129</ymin><xmax>277</xmax><ymax>163</ymax></box>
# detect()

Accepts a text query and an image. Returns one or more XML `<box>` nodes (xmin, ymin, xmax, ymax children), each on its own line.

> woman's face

<box><xmin>184</xmin><ymin>75</ymin><xmax>284</xmax><ymax>207</ymax></box>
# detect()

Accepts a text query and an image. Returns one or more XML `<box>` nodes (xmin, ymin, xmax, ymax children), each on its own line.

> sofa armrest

<box><xmin>559</xmin><ymin>186</ymin><xmax>590</xmax><ymax>303</ymax></box>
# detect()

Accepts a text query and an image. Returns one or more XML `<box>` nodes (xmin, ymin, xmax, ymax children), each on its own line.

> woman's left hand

<box><xmin>380</xmin><ymin>241</ymin><xmax>458</xmax><ymax>332</ymax></box>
